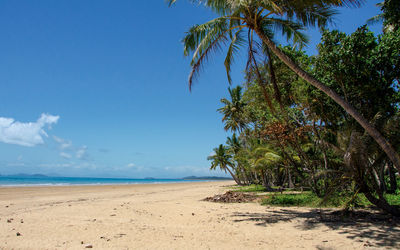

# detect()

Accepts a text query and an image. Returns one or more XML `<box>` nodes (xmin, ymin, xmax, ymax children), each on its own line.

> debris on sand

<box><xmin>204</xmin><ymin>191</ymin><xmax>257</xmax><ymax>203</ymax></box>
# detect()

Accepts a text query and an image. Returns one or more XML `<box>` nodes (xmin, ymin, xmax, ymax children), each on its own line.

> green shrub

<box><xmin>233</xmin><ymin>184</ymin><xmax>267</xmax><ymax>193</ymax></box>
<box><xmin>261</xmin><ymin>192</ymin><xmax>373</xmax><ymax>208</ymax></box>
<box><xmin>261</xmin><ymin>192</ymin><xmax>320</xmax><ymax>207</ymax></box>
<box><xmin>384</xmin><ymin>193</ymin><xmax>400</xmax><ymax>206</ymax></box>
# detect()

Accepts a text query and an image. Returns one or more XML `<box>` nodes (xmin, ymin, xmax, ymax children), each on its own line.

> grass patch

<box><xmin>261</xmin><ymin>192</ymin><xmax>373</xmax><ymax>208</ymax></box>
<box><xmin>233</xmin><ymin>184</ymin><xmax>267</xmax><ymax>193</ymax></box>
<box><xmin>384</xmin><ymin>193</ymin><xmax>400</xmax><ymax>206</ymax></box>
<box><xmin>261</xmin><ymin>192</ymin><xmax>320</xmax><ymax>207</ymax></box>
<box><xmin>233</xmin><ymin>182</ymin><xmax>400</xmax><ymax>208</ymax></box>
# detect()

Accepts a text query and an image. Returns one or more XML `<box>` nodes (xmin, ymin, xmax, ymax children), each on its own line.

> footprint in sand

<box><xmin>100</xmin><ymin>236</ymin><xmax>111</xmax><ymax>242</ymax></box>
<box><xmin>114</xmin><ymin>233</ymin><xmax>127</xmax><ymax>238</ymax></box>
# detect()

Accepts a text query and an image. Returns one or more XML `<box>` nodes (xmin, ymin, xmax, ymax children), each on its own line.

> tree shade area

<box><xmin>170</xmin><ymin>0</ymin><xmax>400</xmax><ymax>216</ymax></box>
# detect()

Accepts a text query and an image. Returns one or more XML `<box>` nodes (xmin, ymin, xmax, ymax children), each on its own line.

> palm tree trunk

<box><xmin>253</xmin><ymin>27</ymin><xmax>400</xmax><ymax>173</ymax></box>
<box><xmin>239</xmin><ymin>165</ymin><xmax>250</xmax><ymax>185</ymax></box>
<box><xmin>388</xmin><ymin>163</ymin><xmax>397</xmax><ymax>194</ymax></box>
<box><xmin>363</xmin><ymin>191</ymin><xmax>400</xmax><ymax>216</ymax></box>
<box><xmin>287</xmin><ymin>168</ymin><xmax>294</xmax><ymax>188</ymax></box>
<box><xmin>225</xmin><ymin>166</ymin><xmax>241</xmax><ymax>185</ymax></box>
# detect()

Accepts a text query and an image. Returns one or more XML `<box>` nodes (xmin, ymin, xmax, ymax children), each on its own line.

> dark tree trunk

<box><xmin>363</xmin><ymin>191</ymin><xmax>400</xmax><ymax>216</ymax></box>
<box><xmin>379</xmin><ymin>164</ymin><xmax>387</xmax><ymax>193</ymax></box>
<box><xmin>261</xmin><ymin>170</ymin><xmax>274</xmax><ymax>191</ymax></box>
<box><xmin>226</xmin><ymin>166</ymin><xmax>242</xmax><ymax>186</ymax></box>
<box><xmin>388</xmin><ymin>163</ymin><xmax>398</xmax><ymax>194</ymax></box>
<box><xmin>239</xmin><ymin>165</ymin><xmax>250</xmax><ymax>185</ymax></box>
<box><xmin>287</xmin><ymin>168</ymin><xmax>294</xmax><ymax>188</ymax></box>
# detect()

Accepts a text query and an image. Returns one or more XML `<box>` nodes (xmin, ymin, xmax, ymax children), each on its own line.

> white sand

<box><xmin>0</xmin><ymin>181</ymin><xmax>398</xmax><ymax>249</ymax></box>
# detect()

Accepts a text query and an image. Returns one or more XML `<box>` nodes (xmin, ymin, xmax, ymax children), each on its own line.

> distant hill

<box><xmin>182</xmin><ymin>176</ymin><xmax>232</xmax><ymax>180</ymax></box>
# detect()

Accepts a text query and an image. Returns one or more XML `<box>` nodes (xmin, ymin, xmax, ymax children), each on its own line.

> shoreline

<box><xmin>0</xmin><ymin>179</ymin><xmax>223</xmax><ymax>188</ymax></box>
<box><xmin>0</xmin><ymin>176</ymin><xmax>232</xmax><ymax>188</ymax></box>
<box><xmin>1</xmin><ymin>181</ymin><xmax>398</xmax><ymax>249</ymax></box>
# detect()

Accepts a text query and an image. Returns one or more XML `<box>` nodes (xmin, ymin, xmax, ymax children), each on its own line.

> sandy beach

<box><xmin>0</xmin><ymin>181</ymin><xmax>398</xmax><ymax>249</ymax></box>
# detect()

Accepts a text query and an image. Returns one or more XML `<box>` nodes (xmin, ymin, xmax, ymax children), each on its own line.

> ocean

<box><xmin>0</xmin><ymin>176</ymin><xmax>205</xmax><ymax>187</ymax></box>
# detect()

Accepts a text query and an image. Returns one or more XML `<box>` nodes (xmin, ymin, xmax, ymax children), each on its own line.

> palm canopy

<box><xmin>207</xmin><ymin>144</ymin><xmax>233</xmax><ymax>172</ymax></box>
<box><xmin>169</xmin><ymin>0</ymin><xmax>400</xmax><ymax>172</ymax></box>
<box><xmin>168</xmin><ymin>0</ymin><xmax>361</xmax><ymax>89</ymax></box>
<box><xmin>251</xmin><ymin>145</ymin><xmax>282</xmax><ymax>168</ymax></box>
<box><xmin>226</xmin><ymin>133</ymin><xmax>241</xmax><ymax>154</ymax></box>
<box><xmin>217</xmin><ymin>86</ymin><xmax>247</xmax><ymax>132</ymax></box>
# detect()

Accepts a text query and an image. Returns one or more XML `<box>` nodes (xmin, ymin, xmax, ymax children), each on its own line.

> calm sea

<box><xmin>0</xmin><ymin>176</ymin><xmax>204</xmax><ymax>187</ymax></box>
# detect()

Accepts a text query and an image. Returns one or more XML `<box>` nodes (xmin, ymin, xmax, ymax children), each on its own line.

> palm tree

<box><xmin>226</xmin><ymin>133</ymin><xmax>250</xmax><ymax>184</ymax></box>
<box><xmin>226</xmin><ymin>133</ymin><xmax>241</xmax><ymax>153</ymax></box>
<box><xmin>169</xmin><ymin>0</ymin><xmax>400</xmax><ymax>172</ymax></box>
<box><xmin>208</xmin><ymin>144</ymin><xmax>241</xmax><ymax>184</ymax></box>
<box><xmin>367</xmin><ymin>0</ymin><xmax>399</xmax><ymax>32</ymax></box>
<box><xmin>218</xmin><ymin>86</ymin><xmax>247</xmax><ymax>132</ymax></box>
<box><xmin>250</xmin><ymin>144</ymin><xmax>282</xmax><ymax>190</ymax></box>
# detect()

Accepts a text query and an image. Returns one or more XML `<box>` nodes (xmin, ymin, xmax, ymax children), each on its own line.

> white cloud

<box><xmin>53</xmin><ymin>136</ymin><xmax>90</xmax><ymax>161</ymax></box>
<box><xmin>127</xmin><ymin>163</ymin><xmax>135</xmax><ymax>168</ymax></box>
<box><xmin>73</xmin><ymin>162</ymin><xmax>97</xmax><ymax>170</ymax></box>
<box><xmin>60</xmin><ymin>152</ymin><xmax>72</xmax><ymax>159</ymax></box>
<box><xmin>39</xmin><ymin>163</ymin><xmax>73</xmax><ymax>168</ymax></box>
<box><xmin>53</xmin><ymin>136</ymin><xmax>72</xmax><ymax>150</ymax></box>
<box><xmin>112</xmin><ymin>163</ymin><xmax>145</xmax><ymax>172</ymax></box>
<box><xmin>0</xmin><ymin>113</ymin><xmax>59</xmax><ymax>147</ymax></box>
<box><xmin>76</xmin><ymin>146</ymin><xmax>88</xmax><ymax>160</ymax></box>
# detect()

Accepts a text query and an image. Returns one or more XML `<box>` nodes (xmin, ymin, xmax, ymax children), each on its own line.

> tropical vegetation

<box><xmin>169</xmin><ymin>0</ymin><xmax>400</xmax><ymax>215</ymax></box>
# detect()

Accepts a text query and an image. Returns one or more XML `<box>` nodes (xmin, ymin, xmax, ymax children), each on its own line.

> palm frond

<box><xmin>264</xmin><ymin>18</ymin><xmax>309</xmax><ymax>47</ymax></box>
<box><xmin>367</xmin><ymin>14</ymin><xmax>384</xmax><ymax>25</ymax></box>
<box><xmin>282</xmin><ymin>2</ymin><xmax>338</xmax><ymax>28</ymax></box>
<box><xmin>183</xmin><ymin>18</ymin><xmax>231</xmax><ymax>90</ymax></box>
<box><xmin>183</xmin><ymin>17</ymin><xmax>229</xmax><ymax>58</ymax></box>
<box><xmin>224</xmin><ymin>28</ymin><xmax>246</xmax><ymax>84</ymax></box>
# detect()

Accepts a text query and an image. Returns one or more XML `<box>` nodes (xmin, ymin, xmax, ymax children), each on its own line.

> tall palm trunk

<box><xmin>253</xmin><ymin>27</ymin><xmax>400</xmax><ymax>173</ymax></box>
<box><xmin>225</xmin><ymin>165</ymin><xmax>242</xmax><ymax>185</ymax></box>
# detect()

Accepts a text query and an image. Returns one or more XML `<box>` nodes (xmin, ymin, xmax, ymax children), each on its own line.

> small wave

<box><xmin>0</xmin><ymin>183</ymin><xmax>71</xmax><ymax>187</ymax></box>
<box><xmin>0</xmin><ymin>178</ymin><xmax>208</xmax><ymax>187</ymax></box>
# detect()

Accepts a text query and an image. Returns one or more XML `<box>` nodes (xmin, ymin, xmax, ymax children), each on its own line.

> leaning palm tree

<box><xmin>168</xmin><ymin>0</ymin><xmax>400</xmax><ymax>172</ymax></box>
<box><xmin>208</xmin><ymin>144</ymin><xmax>241</xmax><ymax>184</ymax></box>
<box><xmin>226</xmin><ymin>133</ymin><xmax>250</xmax><ymax>184</ymax></box>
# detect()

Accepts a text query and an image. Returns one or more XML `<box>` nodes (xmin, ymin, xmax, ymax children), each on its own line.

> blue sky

<box><xmin>0</xmin><ymin>0</ymin><xmax>382</xmax><ymax>178</ymax></box>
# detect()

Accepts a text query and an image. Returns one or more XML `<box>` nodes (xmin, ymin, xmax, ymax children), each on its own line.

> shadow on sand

<box><xmin>231</xmin><ymin>208</ymin><xmax>400</xmax><ymax>248</ymax></box>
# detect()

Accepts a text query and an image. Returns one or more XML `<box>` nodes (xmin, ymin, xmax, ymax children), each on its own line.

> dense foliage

<box><xmin>170</xmin><ymin>0</ymin><xmax>400</xmax><ymax>215</ymax></box>
<box><xmin>210</xmin><ymin>26</ymin><xmax>400</xmax><ymax>214</ymax></box>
